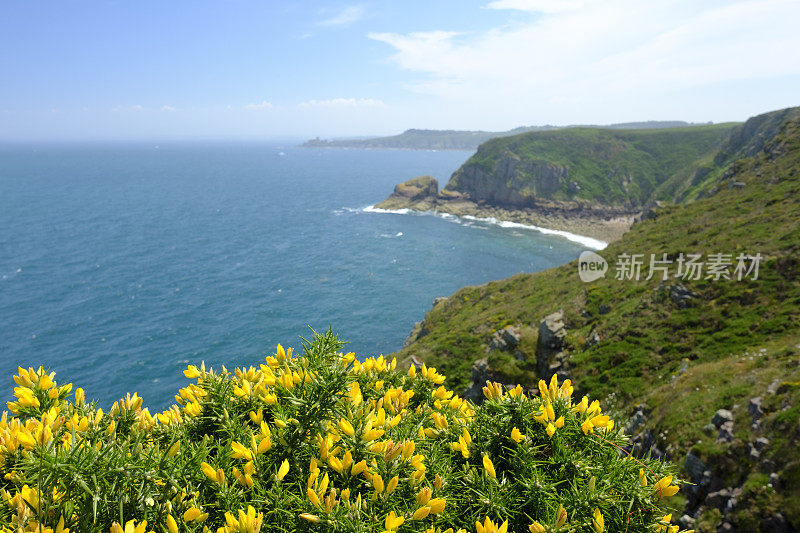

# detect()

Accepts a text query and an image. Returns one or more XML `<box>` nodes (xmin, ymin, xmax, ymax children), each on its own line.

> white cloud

<box><xmin>112</xmin><ymin>104</ymin><xmax>145</xmax><ymax>112</ymax></box>
<box><xmin>485</xmin><ymin>0</ymin><xmax>588</xmax><ymax>13</ymax></box>
<box><xmin>317</xmin><ymin>5</ymin><xmax>365</xmax><ymax>27</ymax></box>
<box><xmin>244</xmin><ymin>100</ymin><xmax>275</xmax><ymax>111</ymax></box>
<box><xmin>368</xmin><ymin>0</ymin><xmax>800</xmax><ymax>123</ymax></box>
<box><xmin>298</xmin><ymin>98</ymin><xmax>385</xmax><ymax>109</ymax></box>
<box><xmin>161</xmin><ymin>105</ymin><xmax>176</xmax><ymax>112</ymax></box>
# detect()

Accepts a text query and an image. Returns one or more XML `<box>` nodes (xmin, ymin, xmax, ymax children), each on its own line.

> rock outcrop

<box><xmin>375</xmin><ymin>175</ymin><xmax>438</xmax><ymax>210</ymax></box>
<box><xmin>536</xmin><ymin>311</ymin><xmax>568</xmax><ymax>381</ymax></box>
<box><xmin>445</xmin><ymin>150</ymin><xmax>570</xmax><ymax>208</ymax></box>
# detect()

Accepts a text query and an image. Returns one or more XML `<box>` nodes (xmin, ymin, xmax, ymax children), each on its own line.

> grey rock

<box><xmin>749</xmin><ymin>397</ymin><xmax>764</xmax><ymax>421</ymax></box>
<box><xmin>625</xmin><ymin>406</ymin><xmax>647</xmax><ymax>434</ymax></box>
<box><xmin>769</xmin><ymin>472</ymin><xmax>781</xmax><ymax>490</ymax></box>
<box><xmin>706</xmin><ymin>488</ymin><xmax>732</xmax><ymax>510</ymax></box>
<box><xmin>626</xmin><ymin>429</ymin><xmax>664</xmax><ymax>460</ymax></box>
<box><xmin>768</xmin><ymin>378</ymin><xmax>782</xmax><ymax>394</ymax></box>
<box><xmin>678</xmin><ymin>515</ymin><xmax>696</xmax><ymax>530</ymax></box>
<box><xmin>760</xmin><ymin>459</ymin><xmax>776</xmax><ymax>473</ymax></box>
<box><xmin>585</xmin><ymin>330</ymin><xmax>601</xmax><ymax>349</ymax></box>
<box><xmin>717</xmin><ymin>521</ymin><xmax>734</xmax><ymax>532</ymax></box>
<box><xmin>712</xmin><ymin>409</ymin><xmax>734</xmax><ymax>429</ymax></box>
<box><xmin>754</xmin><ymin>437</ymin><xmax>770</xmax><ymax>451</ymax></box>
<box><xmin>536</xmin><ymin>311</ymin><xmax>566</xmax><ymax>380</ymax></box>
<box><xmin>717</xmin><ymin>420</ymin><xmax>735</xmax><ymax>443</ymax></box>
<box><xmin>403</xmin><ymin>321</ymin><xmax>429</xmax><ymax>348</ymax></box>
<box><xmin>432</xmin><ymin>296</ymin><xmax>448</xmax><ymax>307</ymax></box>
<box><xmin>489</xmin><ymin>325</ymin><xmax>521</xmax><ymax>352</ymax></box>
<box><xmin>748</xmin><ymin>447</ymin><xmax>761</xmax><ymax>462</ymax></box>
<box><xmin>463</xmin><ymin>359</ymin><xmax>495</xmax><ymax>405</ymax></box>
<box><xmin>669</xmin><ymin>283</ymin><xmax>700</xmax><ymax>308</ymax></box>
<box><xmin>759</xmin><ymin>513</ymin><xmax>794</xmax><ymax>533</ymax></box>
<box><xmin>685</xmin><ymin>451</ymin><xmax>707</xmax><ymax>483</ymax></box>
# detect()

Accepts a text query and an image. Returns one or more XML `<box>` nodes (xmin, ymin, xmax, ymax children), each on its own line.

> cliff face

<box><xmin>445</xmin><ymin>150</ymin><xmax>569</xmax><ymax>208</ymax></box>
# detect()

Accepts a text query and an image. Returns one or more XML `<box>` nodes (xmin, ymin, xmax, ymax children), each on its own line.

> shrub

<box><xmin>1</xmin><ymin>330</ymin><xmax>687</xmax><ymax>532</ymax></box>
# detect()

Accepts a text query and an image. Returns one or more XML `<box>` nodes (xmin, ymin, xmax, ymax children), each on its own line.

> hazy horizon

<box><xmin>2</xmin><ymin>0</ymin><xmax>799</xmax><ymax>141</ymax></box>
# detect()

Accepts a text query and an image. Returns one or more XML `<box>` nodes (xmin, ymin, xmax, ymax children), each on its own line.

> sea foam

<box><xmin>363</xmin><ymin>206</ymin><xmax>607</xmax><ymax>250</ymax></box>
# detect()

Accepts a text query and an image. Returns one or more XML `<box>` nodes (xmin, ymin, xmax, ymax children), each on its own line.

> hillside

<box><xmin>394</xmin><ymin>108</ymin><xmax>800</xmax><ymax>532</ymax></box>
<box><xmin>301</xmin><ymin>121</ymin><xmax>701</xmax><ymax>151</ymax></box>
<box><xmin>446</xmin><ymin>123</ymin><xmax>738</xmax><ymax>208</ymax></box>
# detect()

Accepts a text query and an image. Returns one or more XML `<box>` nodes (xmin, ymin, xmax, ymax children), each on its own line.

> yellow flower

<box><xmin>299</xmin><ymin>513</ymin><xmax>320</xmax><ymax>523</ymax></box>
<box><xmin>109</xmin><ymin>519</ymin><xmax>147</xmax><ymax>533</ymax></box>
<box><xmin>529</xmin><ymin>522</ymin><xmax>545</xmax><ymax>533</ymax></box>
<box><xmin>277</xmin><ymin>459</ymin><xmax>290</xmax><ymax>481</ymax></box>
<box><xmin>546</xmin><ymin>423</ymin><xmax>556</xmax><ymax>438</ymax></box>
<box><xmin>307</xmin><ymin>488</ymin><xmax>322</xmax><ymax>509</ymax></box>
<box><xmin>351</xmin><ymin>459</ymin><xmax>368</xmax><ymax>477</ymax></box>
<box><xmin>592</xmin><ymin>508</ymin><xmax>604</xmax><ymax>533</ymax></box>
<box><xmin>183</xmin><ymin>507</ymin><xmax>208</xmax><ymax>522</ymax></box>
<box><xmin>222</xmin><ymin>506</ymin><xmax>264</xmax><ymax>533</ymax></box>
<box><xmin>657</xmin><ymin>514</ymin><xmax>673</xmax><ymax>533</ymax></box>
<box><xmin>231</xmin><ymin>441</ymin><xmax>253</xmax><ymax>461</ymax></box>
<box><xmin>413</xmin><ymin>506</ymin><xmax>431</xmax><ymax>520</ymax></box>
<box><xmin>183</xmin><ymin>365</ymin><xmax>201</xmax><ymax>379</ymax></box>
<box><xmin>385</xmin><ymin>511</ymin><xmax>405</xmax><ymax>531</ymax></box>
<box><xmin>386</xmin><ymin>475</ymin><xmax>399</xmax><ymax>494</ymax></box>
<box><xmin>482</xmin><ymin>454</ymin><xmax>496</xmax><ymax>479</ymax></box>
<box><xmin>510</xmin><ymin>427</ymin><xmax>525</xmax><ymax>443</ymax></box>
<box><xmin>339</xmin><ymin>418</ymin><xmax>355</xmax><ymax>438</ymax></box>
<box><xmin>167</xmin><ymin>440</ymin><xmax>181</xmax><ymax>458</ymax></box>
<box><xmin>654</xmin><ymin>476</ymin><xmax>680</xmax><ymax>498</ymax></box>
<box><xmin>166</xmin><ymin>515</ymin><xmax>179</xmax><ymax>533</ymax></box>
<box><xmin>429</xmin><ymin>498</ymin><xmax>446</xmax><ymax>514</ymax></box>
<box><xmin>555</xmin><ymin>504</ymin><xmax>567</xmax><ymax>528</ymax></box>
<box><xmin>475</xmin><ymin>517</ymin><xmax>508</xmax><ymax>533</ymax></box>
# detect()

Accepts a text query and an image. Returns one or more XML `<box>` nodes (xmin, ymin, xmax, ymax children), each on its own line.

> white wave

<box><xmin>363</xmin><ymin>205</ymin><xmax>411</xmax><ymax>215</ymax></box>
<box><xmin>358</xmin><ymin>205</ymin><xmax>607</xmax><ymax>249</ymax></box>
<box><xmin>396</xmin><ymin>232</ymin><xmax>403</xmax><ymax>237</ymax></box>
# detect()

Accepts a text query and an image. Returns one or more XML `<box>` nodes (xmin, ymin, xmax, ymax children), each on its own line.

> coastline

<box><xmin>363</xmin><ymin>203</ymin><xmax>615</xmax><ymax>250</ymax></box>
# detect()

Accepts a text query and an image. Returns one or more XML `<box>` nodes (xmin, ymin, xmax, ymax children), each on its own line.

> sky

<box><xmin>1</xmin><ymin>0</ymin><xmax>799</xmax><ymax>140</ymax></box>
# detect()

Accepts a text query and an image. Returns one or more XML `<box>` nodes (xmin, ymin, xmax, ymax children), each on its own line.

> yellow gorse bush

<box><xmin>0</xmin><ymin>330</ymin><xmax>686</xmax><ymax>532</ymax></box>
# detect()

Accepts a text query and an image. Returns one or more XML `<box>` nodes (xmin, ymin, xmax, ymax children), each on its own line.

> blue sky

<box><xmin>2</xmin><ymin>0</ymin><xmax>799</xmax><ymax>140</ymax></box>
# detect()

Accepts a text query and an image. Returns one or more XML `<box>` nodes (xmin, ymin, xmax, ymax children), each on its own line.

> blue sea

<box><xmin>0</xmin><ymin>142</ymin><xmax>591</xmax><ymax>410</ymax></box>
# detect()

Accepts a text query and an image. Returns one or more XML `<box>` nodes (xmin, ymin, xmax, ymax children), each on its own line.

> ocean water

<box><xmin>0</xmin><ymin>142</ymin><xmax>590</xmax><ymax>410</ymax></box>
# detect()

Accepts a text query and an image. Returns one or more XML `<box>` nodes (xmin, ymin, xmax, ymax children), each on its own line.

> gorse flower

<box><xmin>0</xmin><ymin>330</ymin><xmax>683</xmax><ymax>532</ymax></box>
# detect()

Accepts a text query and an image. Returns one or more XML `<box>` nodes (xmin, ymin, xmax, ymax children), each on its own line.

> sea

<box><xmin>0</xmin><ymin>142</ymin><xmax>599</xmax><ymax>410</ymax></box>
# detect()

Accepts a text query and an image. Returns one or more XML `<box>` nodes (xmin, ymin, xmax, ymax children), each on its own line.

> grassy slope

<box><xmin>396</xmin><ymin>111</ymin><xmax>800</xmax><ymax>529</ymax></box>
<box><xmin>448</xmin><ymin>124</ymin><xmax>738</xmax><ymax>206</ymax></box>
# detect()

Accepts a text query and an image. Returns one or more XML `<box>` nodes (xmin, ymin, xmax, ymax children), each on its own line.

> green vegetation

<box><xmin>1</xmin><ymin>331</ymin><xmax>684</xmax><ymax>532</ymax></box>
<box><xmin>300</xmin><ymin>122</ymin><xmax>702</xmax><ymax>151</ymax></box>
<box><xmin>447</xmin><ymin>124</ymin><xmax>738</xmax><ymax>207</ymax></box>
<box><xmin>396</xmin><ymin>108</ymin><xmax>800</xmax><ymax>529</ymax></box>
